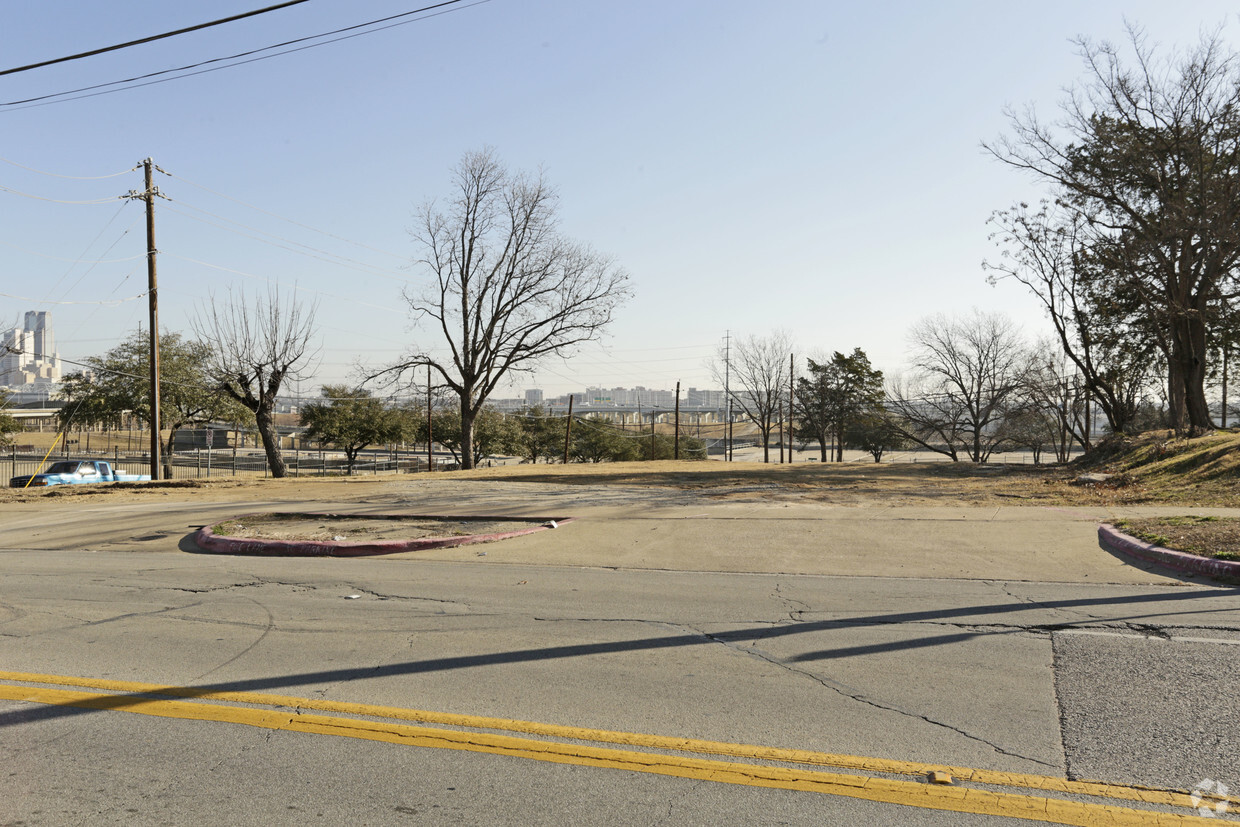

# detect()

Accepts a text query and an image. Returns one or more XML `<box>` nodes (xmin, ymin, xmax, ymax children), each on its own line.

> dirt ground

<box><xmin>209</xmin><ymin>513</ymin><xmax>547</xmax><ymax>542</ymax></box>
<box><xmin>4</xmin><ymin>457</ymin><xmax>1238</xmax><ymax>557</ymax></box>
<box><xmin>0</xmin><ymin>457</ymin><xmax>1228</xmax><ymax>509</ymax></box>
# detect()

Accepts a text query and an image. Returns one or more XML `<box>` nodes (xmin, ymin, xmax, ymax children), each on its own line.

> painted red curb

<box><xmin>1098</xmin><ymin>523</ymin><xmax>1240</xmax><ymax>585</ymax></box>
<box><xmin>194</xmin><ymin>513</ymin><xmax>575</xmax><ymax>557</ymax></box>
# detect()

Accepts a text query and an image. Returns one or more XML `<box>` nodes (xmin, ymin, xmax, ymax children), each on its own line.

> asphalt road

<box><xmin>2</xmin><ymin>478</ymin><xmax>1239</xmax><ymax>825</ymax></box>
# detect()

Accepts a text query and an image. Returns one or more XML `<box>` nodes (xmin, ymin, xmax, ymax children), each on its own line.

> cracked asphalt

<box><xmin>2</xmin><ymin>476</ymin><xmax>1239</xmax><ymax>825</ymax></box>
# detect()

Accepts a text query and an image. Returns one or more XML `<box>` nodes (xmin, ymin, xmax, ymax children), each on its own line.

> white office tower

<box><xmin>0</xmin><ymin>311</ymin><xmax>62</xmax><ymax>386</ymax></box>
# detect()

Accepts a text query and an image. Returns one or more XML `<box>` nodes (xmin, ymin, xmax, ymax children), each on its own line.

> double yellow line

<box><xmin>0</xmin><ymin>670</ymin><xmax>1230</xmax><ymax>825</ymax></box>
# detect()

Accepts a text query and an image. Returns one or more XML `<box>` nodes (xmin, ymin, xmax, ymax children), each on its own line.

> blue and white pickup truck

<box><xmin>10</xmin><ymin>460</ymin><xmax>152</xmax><ymax>488</ymax></box>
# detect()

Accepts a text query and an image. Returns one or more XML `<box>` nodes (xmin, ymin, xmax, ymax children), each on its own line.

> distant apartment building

<box><xmin>524</xmin><ymin>388</ymin><xmax>544</xmax><ymax>405</ymax></box>
<box><xmin>685</xmin><ymin>387</ymin><xmax>725</xmax><ymax>408</ymax></box>
<box><xmin>0</xmin><ymin>311</ymin><xmax>62</xmax><ymax>387</ymax></box>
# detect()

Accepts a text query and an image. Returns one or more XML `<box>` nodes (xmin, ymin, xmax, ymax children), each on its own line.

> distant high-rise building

<box><xmin>524</xmin><ymin>388</ymin><xmax>544</xmax><ymax>405</ymax></box>
<box><xmin>1</xmin><ymin>311</ymin><xmax>62</xmax><ymax>387</ymax></box>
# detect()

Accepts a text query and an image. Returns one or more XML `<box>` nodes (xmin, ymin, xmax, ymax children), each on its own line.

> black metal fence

<box><xmin>3</xmin><ymin>447</ymin><xmax>441</xmax><ymax>485</ymax></box>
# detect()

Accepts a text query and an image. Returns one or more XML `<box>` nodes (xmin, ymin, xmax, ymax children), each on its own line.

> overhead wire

<box><xmin>0</xmin><ymin>241</ymin><xmax>144</xmax><ymax>265</ymax></box>
<box><xmin>0</xmin><ymin>291</ymin><xmax>146</xmax><ymax>306</ymax></box>
<box><xmin>0</xmin><ymin>183</ymin><xmax>121</xmax><ymax>205</ymax></box>
<box><xmin>0</xmin><ymin>1</ymin><xmax>312</xmax><ymax>77</ymax></box>
<box><xmin>44</xmin><ymin>207</ymin><xmax>144</xmax><ymax>304</ymax></box>
<box><xmin>0</xmin><ymin>156</ymin><xmax>138</xmax><ymax>179</ymax></box>
<box><xmin>165</xmin><ymin>171</ymin><xmax>407</xmax><ymax>261</ymax></box>
<box><xmin>159</xmin><ymin>200</ymin><xmax>409</xmax><ymax>281</ymax></box>
<box><xmin>0</xmin><ymin>0</ymin><xmax>486</xmax><ymax>110</ymax></box>
<box><xmin>161</xmin><ymin>253</ymin><xmax>405</xmax><ymax>316</ymax></box>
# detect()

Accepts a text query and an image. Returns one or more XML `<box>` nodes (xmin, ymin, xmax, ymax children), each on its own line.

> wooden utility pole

<box><xmin>674</xmin><ymin>381</ymin><xmax>680</xmax><ymax>460</ymax></box>
<box><xmin>789</xmin><ymin>352</ymin><xmax>795</xmax><ymax>464</ymax></box>
<box><xmin>426</xmin><ymin>365</ymin><xmax>433</xmax><ymax>472</ymax></box>
<box><xmin>563</xmin><ymin>395</ymin><xmax>574</xmax><ymax>464</ymax></box>
<box><xmin>130</xmin><ymin>159</ymin><xmax>163</xmax><ymax>480</ymax></box>
<box><xmin>724</xmin><ymin>331</ymin><xmax>732</xmax><ymax>462</ymax></box>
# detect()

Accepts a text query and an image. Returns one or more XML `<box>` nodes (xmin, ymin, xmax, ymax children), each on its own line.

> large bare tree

<box><xmin>986</xmin><ymin>27</ymin><xmax>1240</xmax><ymax>434</ymax></box>
<box><xmin>383</xmin><ymin>149</ymin><xmax>630</xmax><ymax>469</ymax></box>
<box><xmin>712</xmin><ymin>330</ymin><xmax>792</xmax><ymax>463</ymax></box>
<box><xmin>193</xmin><ymin>287</ymin><xmax>318</xmax><ymax>478</ymax></box>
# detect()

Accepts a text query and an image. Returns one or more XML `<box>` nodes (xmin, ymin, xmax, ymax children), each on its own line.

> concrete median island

<box><xmin>194</xmin><ymin>512</ymin><xmax>574</xmax><ymax>557</ymax></box>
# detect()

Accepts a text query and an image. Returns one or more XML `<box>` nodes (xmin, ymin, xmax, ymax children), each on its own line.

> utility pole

<box><xmin>789</xmin><ymin>352</ymin><xmax>795</xmax><ymax>464</ymax></box>
<box><xmin>563</xmin><ymin>395</ymin><xmax>574</xmax><ymax>464</ymax></box>
<box><xmin>426</xmin><ymin>365</ymin><xmax>433</xmax><ymax>472</ymax></box>
<box><xmin>126</xmin><ymin>159</ymin><xmax>164</xmax><ymax>480</ymax></box>
<box><xmin>724</xmin><ymin>331</ymin><xmax>731</xmax><ymax>462</ymax></box>
<box><xmin>674</xmin><ymin>381</ymin><xmax>680</xmax><ymax>460</ymax></box>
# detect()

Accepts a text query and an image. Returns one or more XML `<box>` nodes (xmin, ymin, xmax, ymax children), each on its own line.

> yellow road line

<box><xmin>0</xmin><ymin>669</ymin><xmax>1203</xmax><ymax>810</ymax></box>
<box><xmin>0</xmin><ymin>672</ymin><xmax>1226</xmax><ymax>826</ymax></box>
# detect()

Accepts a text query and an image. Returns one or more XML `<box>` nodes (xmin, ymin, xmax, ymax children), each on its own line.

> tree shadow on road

<box><xmin>3</xmin><ymin>586</ymin><xmax>1238</xmax><ymax>728</ymax></box>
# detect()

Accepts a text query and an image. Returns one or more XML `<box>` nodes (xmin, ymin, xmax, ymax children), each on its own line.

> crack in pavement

<box><xmin>991</xmin><ymin>580</ymin><xmax>1109</xmax><ymax>624</ymax></box>
<box><xmin>674</xmin><ymin>621</ymin><xmax>1057</xmax><ymax>768</ymax></box>
<box><xmin>771</xmin><ymin>582</ymin><xmax>810</xmax><ymax>622</ymax></box>
<box><xmin>522</xmin><ymin>614</ymin><xmax>1057</xmax><ymax>767</ymax></box>
<box><xmin>345</xmin><ymin>585</ymin><xmax>471</xmax><ymax>608</ymax></box>
<box><xmin>190</xmin><ymin>597</ymin><xmax>277</xmax><ymax>683</ymax></box>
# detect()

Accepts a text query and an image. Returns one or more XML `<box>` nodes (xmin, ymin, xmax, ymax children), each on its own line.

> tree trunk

<box><xmin>255</xmin><ymin>405</ymin><xmax>288</xmax><ymax>478</ymax></box>
<box><xmin>459</xmin><ymin>393</ymin><xmax>476</xmax><ymax>470</ymax></box>
<box><xmin>162</xmin><ymin>425</ymin><xmax>178</xmax><ymax>480</ymax></box>
<box><xmin>1180</xmin><ymin>315</ymin><xmax>1214</xmax><ymax>434</ymax></box>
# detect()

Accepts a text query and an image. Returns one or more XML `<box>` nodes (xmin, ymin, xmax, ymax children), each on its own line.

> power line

<box><xmin>0</xmin><ymin>183</ymin><xmax>120</xmax><ymax>205</ymax></box>
<box><xmin>0</xmin><ymin>1</ymin><xmax>311</xmax><ymax>77</ymax></box>
<box><xmin>44</xmin><ymin>208</ymin><xmax>144</xmax><ymax>306</ymax></box>
<box><xmin>0</xmin><ymin>291</ymin><xmax>146</xmax><ymax>306</ymax></box>
<box><xmin>162</xmin><ymin>253</ymin><xmax>404</xmax><ymax>315</ymax></box>
<box><xmin>0</xmin><ymin>241</ymin><xmax>143</xmax><ymax>265</ymax></box>
<box><xmin>0</xmin><ymin>0</ymin><xmax>484</xmax><ymax>109</ymax></box>
<box><xmin>160</xmin><ymin>201</ymin><xmax>408</xmax><ymax>281</ymax></box>
<box><xmin>0</xmin><ymin>156</ymin><xmax>137</xmax><ymax>180</ymax></box>
<box><xmin>165</xmin><ymin>171</ymin><xmax>407</xmax><ymax>261</ymax></box>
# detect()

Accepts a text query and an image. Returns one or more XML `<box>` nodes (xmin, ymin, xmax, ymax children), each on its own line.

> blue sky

<box><xmin>2</xmin><ymin>1</ymin><xmax>1237</xmax><ymax>399</ymax></box>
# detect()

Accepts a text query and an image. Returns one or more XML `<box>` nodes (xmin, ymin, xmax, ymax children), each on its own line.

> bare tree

<box><xmin>985</xmin><ymin>27</ymin><xmax>1240</xmax><ymax>434</ymax></box>
<box><xmin>1021</xmin><ymin>343</ymin><xmax>1089</xmax><ymax>462</ymax></box>
<box><xmin>379</xmin><ymin>149</ymin><xmax>630</xmax><ymax>469</ymax></box>
<box><xmin>985</xmin><ymin>201</ymin><xmax>1154</xmax><ymax>434</ymax></box>
<box><xmin>193</xmin><ymin>287</ymin><xmax>318</xmax><ymax>478</ymax></box>
<box><xmin>712</xmin><ymin>330</ymin><xmax>792</xmax><ymax>463</ymax></box>
<box><xmin>888</xmin><ymin>310</ymin><xmax>1030</xmax><ymax>462</ymax></box>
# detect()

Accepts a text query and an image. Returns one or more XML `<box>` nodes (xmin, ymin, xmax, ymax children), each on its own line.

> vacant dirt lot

<box><xmin>6</xmin><ymin>432</ymin><xmax>1239</xmax><ymax>557</ymax></box>
<box><xmin>1</xmin><ymin>452</ymin><xmax>1233</xmax><ymax>510</ymax></box>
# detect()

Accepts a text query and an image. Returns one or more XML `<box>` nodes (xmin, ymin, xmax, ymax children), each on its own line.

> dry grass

<box><xmin>1113</xmin><ymin>516</ymin><xmax>1240</xmax><ymax>561</ymax></box>
<box><xmin>452</xmin><ymin>430</ymin><xmax>1240</xmax><ymax>507</ymax></box>
<box><xmin>5</xmin><ymin>429</ymin><xmax>1238</xmax><ymax>511</ymax></box>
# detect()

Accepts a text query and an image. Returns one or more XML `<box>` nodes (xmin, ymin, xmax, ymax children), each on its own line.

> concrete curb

<box><xmin>194</xmin><ymin>513</ymin><xmax>575</xmax><ymax>558</ymax></box>
<box><xmin>1098</xmin><ymin>523</ymin><xmax>1240</xmax><ymax>585</ymax></box>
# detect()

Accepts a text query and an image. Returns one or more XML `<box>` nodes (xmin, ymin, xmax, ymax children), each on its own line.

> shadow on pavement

<box><xmin>3</xmin><ymin>586</ymin><xmax>1238</xmax><ymax>728</ymax></box>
